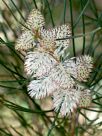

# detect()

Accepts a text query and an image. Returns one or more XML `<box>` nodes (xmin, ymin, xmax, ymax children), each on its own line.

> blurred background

<box><xmin>0</xmin><ymin>0</ymin><xmax>102</xmax><ymax>135</ymax></box>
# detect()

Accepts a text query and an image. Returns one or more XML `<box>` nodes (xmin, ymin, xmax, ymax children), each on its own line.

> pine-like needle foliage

<box><xmin>0</xmin><ymin>0</ymin><xmax>102</xmax><ymax>136</ymax></box>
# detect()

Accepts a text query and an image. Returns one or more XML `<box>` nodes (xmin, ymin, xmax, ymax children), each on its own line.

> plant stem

<box><xmin>73</xmin><ymin>0</ymin><xmax>89</xmax><ymax>28</ymax></box>
<box><xmin>44</xmin><ymin>0</ymin><xmax>55</xmax><ymax>27</ymax></box>
<box><xmin>70</xmin><ymin>112</ymin><xmax>77</xmax><ymax>136</ymax></box>
<box><xmin>10</xmin><ymin>0</ymin><xmax>26</xmax><ymax>21</ymax></box>
<box><xmin>32</xmin><ymin>0</ymin><xmax>38</xmax><ymax>9</ymax></box>
<box><xmin>63</xmin><ymin>0</ymin><xmax>67</xmax><ymax>24</ymax></box>
<box><xmin>69</xmin><ymin>0</ymin><xmax>76</xmax><ymax>57</ymax></box>
<box><xmin>81</xmin><ymin>0</ymin><xmax>86</xmax><ymax>55</ymax></box>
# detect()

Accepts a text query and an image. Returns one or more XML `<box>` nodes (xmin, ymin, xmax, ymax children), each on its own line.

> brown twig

<box><xmin>70</xmin><ymin>110</ymin><xmax>78</xmax><ymax>136</ymax></box>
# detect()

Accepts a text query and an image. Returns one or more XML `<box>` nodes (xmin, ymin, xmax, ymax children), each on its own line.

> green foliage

<box><xmin>0</xmin><ymin>0</ymin><xmax>102</xmax><ymax>136</ymax></box>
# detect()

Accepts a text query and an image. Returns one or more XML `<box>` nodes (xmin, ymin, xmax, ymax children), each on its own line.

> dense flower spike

<box><xmin>15</xmin><ymin>31</ymin><xmax>36</xmax><ymax>51</ymax></box>
<box><xmin>52</xmin><ymin>87</ymin><xmax>92</xmax><ymax>115</ymax></box>
<box><xmin>22</xmin><ymin>9</ymin><xmax>45</xmax><ymax>31</ymax></box>
<box><xmin>79</xmin><ymin>89</ymin><xmax>91</xmax><ymax>108</ymax></box>
<box><xmin>26</xmin><ymin>52</ymin><xmax>74</xmax><ymax>100</ymax></box>
<box><xmin>52</xmin><ymin>87</ymin><xmax>81</xmax><ymax>116</ymax></box>
<box><xmin>16</xmin><ymin>9</ymin><xmax>45</xmax><ymax>51</ymax></box>
<box><xmin>24</xmin><ymin>51</ymin><xmax>58</xmax><ymax>78</ymax></box>
<box><xmin>15</xmin><ymin>9</ymin><xmax>71</xmax><ymax>57</ymax></box>
<box><xmin>40</xmin><ymin>24</ymin><xmax>71</xmax><ymax>40</ymax></box>
<box><xmin>49</xmin><ymin>64</ymin><xmax>75</xmax><ymax>89</ymax></box>
<box><xmin>15</xmin><ymin>8</ymin><xmax>93</xmax><ymax>116</ymax></box>
<box><xmin>24</xmin><ymin>51</ymin><xmax>93</xmax><ymax>115</ymax></box>
<box><xmin>39</xmin><ymin>24</ymin><xmax>71</xmax><ymax>57</ymax></box>
<box><xmin>63</xmin><ymin>55</ymin><xmax>93</xmax><ymax>82</ymax></box>
<box><xmin>28</xmin><ymin>76</ymin><xmax>58</xmax><ymax>99</ymax></box>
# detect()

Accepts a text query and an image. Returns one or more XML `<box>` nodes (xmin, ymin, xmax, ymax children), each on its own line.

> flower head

<box><xmin>40</xmin><ymin>24</ymin><xmax>71</xmax><ymax>40</ymax></box>
<box><xmin>25</xmin><ymin>51</ymin><xmax>75</xmax><ymax>100</ymax></box>
<box><xmin>52</xmin><ymin>85</ymin><xmax>92</xmax><ymax>116</ymax></box>
<box><xmin>24</xmin><ymin>51</ymin><xmax>93</xmax><ymax>115</ymax></box>
<box><xmin>52</xmin><ymin>87</ymin><xmax>81</xmax><ymax>116</ymax></box>
<box><xmin>28</xmin><ymin>77</ymin><xmax>58</xmax><ymax>99</ymax></box>
<box><xmin>63</xmin><ymin>55</ymin><xmax>93</xmax><ymax>82</ymax></box>
<box><xmin>39</xmin><ymin>24</ymin><xmax>71</xmax><ymax>57</ymax></box>
<box><xmin>15</xmin><ymin>8</ymin><xmax>93</xmax><ymax>116</ymax></box>
<box><xmin>24</xmin><ymin>51</ymin><xmax>58</xmax><ymax>78</ymax></box>
<box><xmin>49</xmin><ymin>64</ymin><xmax>75</xmax><ymax>89</ymax></box>
<box><xmin>79</xmin><ymin>89</ymin><xmax>91</xmax><ymax>108</ymax></box>
<box><xmin>15</xmin><ymin>9</ymin><xmax>45</xmax><ymax>51</ymax></box>
<box><xmin>15</xmin><ymin>31</ymin><xmax>36</xmax><ymax>51</ymax></box>
<box><xmin>22</xmin><ymin>9</ymin><xmax>45</xmax><ymax>31</ymax></box>
<box><xmin>15</xmin><ymin>8</ymin><xmax>72</xmax><ymax>59</ymax></box>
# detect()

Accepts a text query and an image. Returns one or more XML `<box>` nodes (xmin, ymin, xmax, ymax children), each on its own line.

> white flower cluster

<box><xmin>15</xmin><ymin>9</ymin><xmax>93</xmax><ymax>116</ymax></box>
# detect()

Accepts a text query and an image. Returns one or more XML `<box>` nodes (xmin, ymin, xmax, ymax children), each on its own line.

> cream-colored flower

<box><xmin>14</xmin><ymin>8</ymin><xmax>93</xmax><ymax>116</ymax></box>
<box><xmin>25</xmin><ymin>51</ymin><xmax>73</xmax><ymax>100</ymax></box>
<box><xmin>52</xmin><ymin>85</ymin><xmax>92</xmax><ymax>116</ymax></box>
<box><xmin>40</xmin><ymin>24</ymin><xmax>71</xmax><ymax>40</ymax></box>
<box><xmin>15</xmin><ymin>9</ymin><xmax>45</xmax><ymax>51</ymax></box>
<box><xmin>79</xmin><ymin>89</ymin><xmax>91</xmax><ymax>108</ymax></box>
<box><xmin>24</xmin><ymin>50</ymin><xmax>93</xmax><ymax>115</ymax></box>
<box><xmin>28</xmin><ymin>76</ymin><xmax>58</xmax><ymax>99</ymax></box>
<box><xmin>39</xmin><ymin>24</ymin><xmax>71</xmax><ymax>57</ymax></box>
<box><xmin>22</xmin><ymin>9</ymin><xmax>45</xmax><ymax>31</ymax></box>
<box><xmin>15</xmin><ymin>8</ymin><xmax>71</xmax><ymax>57</ymax></box>
<box><xmin>15</xmin><ymin>31</ymin><xmax>36</xmax><ymax>51</ymax></box>
<box><xmin>52</xmin><ymin>87</ymin><xmax>81</xmax><ymax>116</ymax></box>
<box><xmin>24</xmin><ymin>51</ymin><xmax>58</xmax><ymax>78</ymax></box>
<box><xmin>49</xmin><ymin>64</ymin><xmax>75</xmax><ymax>89</ymax></box>
<box><xmin>15</xmin><ymin>24</ymin><xmax>71</xmax><ymax>57</ymax></box>
<box><xmin>63</xmin><ymin>55</ymin><xmax>93</xmax><ymax>82</ymax></box>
